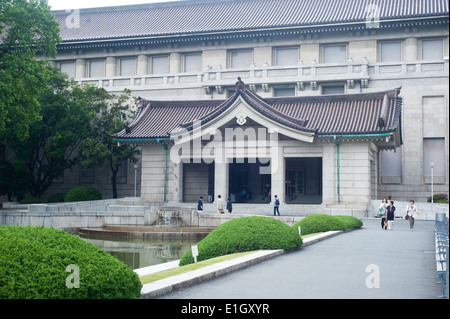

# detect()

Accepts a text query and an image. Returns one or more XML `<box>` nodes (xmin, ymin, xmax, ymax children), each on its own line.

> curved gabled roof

<box><xmin>113</xmin><ymin>80</ymin><xmax>402</xmax><ymax>143</ymax></box>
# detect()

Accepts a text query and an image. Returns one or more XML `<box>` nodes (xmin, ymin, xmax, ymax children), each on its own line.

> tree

<box><xmin>0</xmin><ymin>0</ymin><xmax>61</xmax><ymax>141</ymax></box>
<box><xmin>81</xmin><ymin>89</ymin><xmax>140</xmax><ymax>199</ymax></box>
<box><xmin>2</xmin><ymin>69</ymin><xmax>102</xmax><ymax>198</ymax></box>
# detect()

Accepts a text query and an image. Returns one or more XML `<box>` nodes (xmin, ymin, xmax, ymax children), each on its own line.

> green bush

<box><xmin>47</xmin><ymin>193</ymin><xmax>66</xmax><ymax>203</ymax></box>
<box><xmin>64</xmin><ymin>186</ymin><xmax>102</xmax><ymax>202</ymax></box>
<box><xmin>0</xmin><ymin>226</ymin><xmax>142</xmax><ymax>299</ymax></box>
<box><xmin>179</xmin><ymin>216</ymin><xmax>302</xmax><ymax>266</ymax></box>
<box><xmin>292</xmin><ymin>214</ymin><xmax>363</xmax><ymax>236</ymax></box>
<box><xmin>427</xmin><ymin>193</ymin><xmax>448</xmax><ymax>204</ymax></box>
<box><xmin>19</xmin><ymin>197</ymin><xmax>42</xmax><ymax>204</ymax></box>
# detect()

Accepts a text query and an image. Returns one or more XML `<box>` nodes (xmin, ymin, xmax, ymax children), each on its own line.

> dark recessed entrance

<box><xmin>229</xmin><ymin>158</ymin><xmax>271</xmax><ymax>203</ymax></box>
<box><xmin>285</xmin><ymin>158</ymin><xmax>322</xmax><ymax>204</ymax></box>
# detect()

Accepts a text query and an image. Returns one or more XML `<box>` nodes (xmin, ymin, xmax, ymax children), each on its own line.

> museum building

<box><xmin>10</xmin><ymin>0</ymin><xmax>447</xmax><ymax>205</ymax></box>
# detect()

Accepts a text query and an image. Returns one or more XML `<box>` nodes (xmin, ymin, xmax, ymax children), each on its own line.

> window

<box><xmin>274</xmin><ymin>87</ymin><xmax>295</xmax><ymax>97</ymax></box>
<box><xmin>422</xmin><ymin>39</ymin><xmax>444</xmax><ymax>60</ymax></box>
<box><xmin>275</xmin><ymin>47</ymin><xmax>299</xmax><ymax>66</ymax></box>
<box><xmin>380</xmin><ymin>41</ymin><xmax>401</xmax><ymax>62</ymax></box>
<box><xmin>60</xmin><ymin>61</ymin><xmax>75</xmax><ymax>78</ymax></box>
<box><xmin>322</xmin><ymin>85</ymin><xmax>345</xmax><ymax>95</ymax></box>
<box><xmin>184</xmin><ymin>53</ymin><xmax>202</xmax><ymax>72</ymax></box>
<box><xmin>230</xmin><ymin>50</ymin><xmax>253</xmax><ymax>68</ymax></box>
<box><xmin>381</xmin><ymin>149</ymin><xmax>402</xmax><ymax>177</ymax></box>
<box><xmin>423</xmin><ymin>138</ymin><xmax>445</xmax><ymax>178</ymax></box>
<box><xmin>120</xmin><ymin>58</ymin><xmax>137</xmax><ymax>76</ymax></box>
<box><xmin>322</xmin><ymin>45</ymin><xmax>346</xmax><ymax>63</ymax></box>
<box><xmin>151</xmin><ymin>56</ymin><xmax>169</xmax><ymax>74</ymax></box>
<box><xmin>88</xmin><ymin>60</ymin><xmax>105</xmax><ymax>78</ymax></box>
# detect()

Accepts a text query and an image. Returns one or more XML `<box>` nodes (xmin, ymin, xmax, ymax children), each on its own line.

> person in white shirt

<box><xmin>406</xmin><ymin>200</ymin><xmax>417</xmax><ymax>230</ymax></box>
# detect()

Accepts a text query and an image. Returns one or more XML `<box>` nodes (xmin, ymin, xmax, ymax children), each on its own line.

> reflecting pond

<box><xmin>80</xmin><ymin>235</ymin><xmax>199</xmax><ymax>269</ymax></box>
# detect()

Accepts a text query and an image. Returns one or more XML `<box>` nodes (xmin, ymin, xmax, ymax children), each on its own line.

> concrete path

<box><xmin>156</xmin><ymin>218</ymin><xmax>443</xmax><ymax>299</ymax></box>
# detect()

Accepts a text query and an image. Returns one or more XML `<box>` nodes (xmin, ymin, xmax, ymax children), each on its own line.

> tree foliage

<box><xmin>2</xmin><ymin>70</ymin><xmax>103</xmax><ymax>198</ymax></box>
<box><xmin>0</xmin><ymin>0</ymin><xmax>61</xmax><ymax>141</ymax></box>
<box><xmin>81</xmin><ymin>89</ymin><xmax>140</xmax><ymax>198</ymax></box>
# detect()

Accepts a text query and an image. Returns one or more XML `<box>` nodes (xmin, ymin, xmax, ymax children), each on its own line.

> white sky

<box><xmin>48</xmin><ymin>0</ymin><xmax>180</xmax><ymax>10</ymax></box>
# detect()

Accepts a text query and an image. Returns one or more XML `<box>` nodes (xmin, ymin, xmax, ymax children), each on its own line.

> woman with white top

<box><xmin>406</xmin><ymin>200</ymin><xmax>418</xmax><ymax>230</ymax></box>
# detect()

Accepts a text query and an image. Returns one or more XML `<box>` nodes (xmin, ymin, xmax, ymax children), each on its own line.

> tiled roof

<box><xmin>54</xmin><ymin>0</ymin><xmax>449</xmax><ymax>42</ymax></box>
<box><xmin>114</xmin><ymin>82</ymin><xmax>402</xmax><ymax>142</ymax></box>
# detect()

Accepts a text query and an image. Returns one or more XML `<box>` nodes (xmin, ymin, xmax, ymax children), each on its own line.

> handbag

<box><xmin>412</xmin><ymin>210</ymin><xmax>419</xmax><ymax>218</ymax></box>
<box><xmin>378</xmin><ymin>208</ymin><xmax>385</xmax><ymax>216</ymax></box>
<box><xmin>405</xmin><ymin>214</ymin><xmax>409</xmax><ymax>220</ymax></box>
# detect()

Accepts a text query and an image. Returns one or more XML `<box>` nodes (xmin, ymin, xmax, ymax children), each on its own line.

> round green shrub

<box><xmin>47</xmin><ymin>193</ymin><xmax>66</xmax><ymax>203</ymax></box>
<box><xmin>19</xmin><ymin>197</ymin><xmax>42</xmax><ymax>204</ymax></box>
<box><xmin>0</xmin><ymin>226</ymin><xmax>142</xmax><ymax>299</ymax></box>
<box><xmin>179</xmin><ymin>216</ymin><xmax>302</xmax><ymax>266</ymax></box>
<box><xmin>64</xmin><ymin>186</ymin><xmax>102</xmax><ymax>202</ymax></box>
<box><xmin>293</xmin><ymin>214</ymin><xmax>363</xmax><ymax>236</ymax></box>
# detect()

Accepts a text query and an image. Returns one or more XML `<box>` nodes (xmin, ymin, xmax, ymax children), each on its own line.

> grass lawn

<box><xmin>139</xmin><ymin>232</ymin><xmax>323</xmax><ymax>285</ymax></box>
<box><xmin>140</xmin><ymin>250</ymin><xmax>258</xmax><ymax>285</ymax></box>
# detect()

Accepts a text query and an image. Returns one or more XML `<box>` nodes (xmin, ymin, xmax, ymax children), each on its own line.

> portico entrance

<box><xmin>285</xmin><ymin>158</ymin><xmax>322</xmax><ymax>204</ymax></box>
<box><xmin>228</xmin><ymin>158</ymin><xmax>271</xmax><ymax>203</ymax></box>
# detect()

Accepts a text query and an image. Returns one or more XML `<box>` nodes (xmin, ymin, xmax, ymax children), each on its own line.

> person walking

<box><xmin>406</xmin><ymin>200</ymin><xmax>418</xmax><ymax>230</ymax></box>
<box><xmin>217</xmin><ymin>195</ymin><xmax>224</xmax><ymax>214</ymax></box>
<box><xmin>386</xmin><ymin>200</ymin><xmax>396</xmax><ymax>230</ymax></box>
<box><xmin>379</xmin><ymin>198</ymin><xmax>388</xmax><ymax>230</ymax></box>
<box><xmin>226</xmin><ymin>197</ymin><xmax>232</xmax><ymax>214</ymax></box>
<box><xmin>197</xmin><ymin>196</ymin><xmax>203</xmax><ymax>212</ymax></box>
<box><xmin>273</xmin><ymin>195</ymin><xmax>280</xmax><ymax>216</ymax></box>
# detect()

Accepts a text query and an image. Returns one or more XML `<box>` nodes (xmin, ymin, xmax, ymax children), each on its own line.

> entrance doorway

<box><xmin>228</xmin><ymin>158</ymin><xmax>271</xmax><ymax>203</ymax></box>
<box><xmin>182</xmin><ymin>162</ymin><xmax>214</xmax><ymax>203</ymax></box>
<box><xmin>285</xmin><ymin>158</ymin><xmax>322</xmax><ymax>204</ymax></box>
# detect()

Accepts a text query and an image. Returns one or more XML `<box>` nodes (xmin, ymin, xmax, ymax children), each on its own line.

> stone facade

<box><xmin>2</xmin><ymin>0</ymin><xmax>446</xmax><ymax>205</ymax></box>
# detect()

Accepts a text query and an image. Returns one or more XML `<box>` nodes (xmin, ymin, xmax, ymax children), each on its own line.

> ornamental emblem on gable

<box><xmin>236</xmin><ymin>115</ymin><xmax>247</xmax><ymax>126</ymax></box>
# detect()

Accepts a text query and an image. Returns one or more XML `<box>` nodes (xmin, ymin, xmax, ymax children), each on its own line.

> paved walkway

<box><xmin>156</xmin><ymin>218</ymin><xmax>443</xmax><ymax>299</ymax></box>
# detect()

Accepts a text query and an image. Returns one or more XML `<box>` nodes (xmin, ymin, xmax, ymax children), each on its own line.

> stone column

<box><xmin>214</xmin><ymin>156</ymin><xmax>229</xmax><ymax>204</ymax></box>
<box><xmin>105</xmin><ymin>57</ymin><xmax>116</xmax><ymax>77</ymax></box>
<box><xmin>137</xmin><ymin>54</ymin><xmax>148</xmax><ymax>76</ymax></box>
<box><xmin>170</xmin><ymin>53</ymin><xmax>181</xmax><ymax>73</ymax></box>
<box><xmin>271</xmin><ymin>144</ymin><xmax>285</xmax><ymax>204</ymax></box>
<box><xmin>404</xmin><ymin>37</ymin><xmax>418</xmax><ymax>61</ymax></box>
<box><xmin>322</xmin><ymin>143</ymin><xmax>336</xmax><ymax>205</ymax></box>
<box><xmin>75</xmin><ymin>58</ymin><xmax>86</xmax><ymax>78</ymax></box>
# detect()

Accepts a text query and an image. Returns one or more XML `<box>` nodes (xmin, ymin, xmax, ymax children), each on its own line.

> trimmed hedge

<box><xmin>47</xmin><ymin>193</ymin><xmax>66</xmax><ymax>203</ymax></box>
<box><xmin>0</xmin><ymin>226</ymin><xmax>142</xmax><ymax>299</ymax></box>
<box><xmin>179</xmin><ymin>216</ymin><xmax>302</xmax><ymax>266</ymax></box>
<box><xmin>293</xmin><ymin>214</ymin><xmax>363</xmax><ymax>236</ymax></box>
<box><xmin>19</xmin><ymin>197</ymin><xmax>42</xmax><ymax>204</ymax></box>
<box><xmin>64</xmin><ymin>186</ymin><xmax>102</xmax><ymax>202</ymax></box>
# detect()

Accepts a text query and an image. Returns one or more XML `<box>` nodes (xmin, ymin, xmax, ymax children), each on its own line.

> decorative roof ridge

<box><xmin>176</xmin><ymin>78</ymin><xmax>315</xmax><ymax>134</ymax></box>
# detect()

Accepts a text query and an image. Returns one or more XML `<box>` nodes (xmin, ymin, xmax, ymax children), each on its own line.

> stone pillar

<box><xmin>322</xmin><ymin>143</ymin><xmax>336</xmax><ymax>205</ymax></box>
<box><xmin>75</xmin><ymin>58</ymin><xmax>86</xmax><ymax>78</ymax></box>
<box><xmin>105</xmin><ymin>57</ymin><xmax>116</xmax><ymax>77</ymax></box>
<box><xmin>404</xmin><ymin>37</ymin><xmax>418</xmax><ymax>61</ymax></box>
<box><xmin>137</xmin><ymin>54</ymin><xmax>148</xmax><ymax>75</ymax></box>
<box><xmin>214</xmin><ymin>156</ymin><xmax>229</xmax><ymax>203</ymax></box>
<box><xmin>271</xmin><ymin>144</ymin><xmax>285</xmax><ymax>204</ymax></box>
<box><xmin>170</xmin><ymin>53</ymin><xmax>181</xmax><ymax>73</ymax></box>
